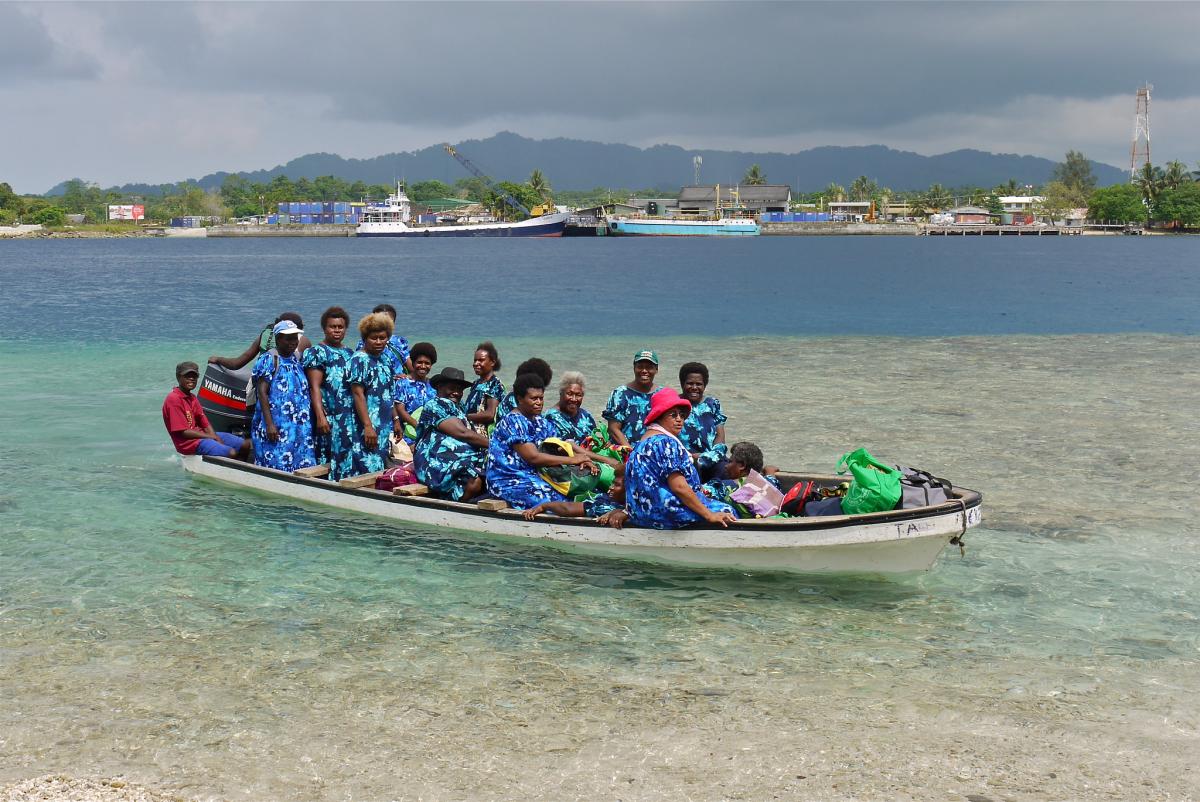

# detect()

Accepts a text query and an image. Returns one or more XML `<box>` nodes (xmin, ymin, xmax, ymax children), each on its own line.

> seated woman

<box><xmin>395</xmin><ymin>341</ymin><xmax>438</xmax><ymax>442</ymax></box>
<box><xmin>464</xmin><ymin>341</ymin><xmax>505</xmax><ymax>432</ymax></box>
<box><xmin>348</xmin><ymin>312</ymin><xmax>399</xmax><ymax>475</ymax></box>
<box><xmin>413</xmin><ymin>367</ymin><xmax>490</xmax><ymax>501</ymax></box>
<box><xmin>210</xmin><ymin>311</ymin><xmax>312</xmax><ymax>370</ymax></box>
<box><xmin>497</xmin><ymin>357</ymin><xmax>552</xmax><ymax>419</ymax></box>
<box><xmin>250</xmin><ymin>320</ymin><xmax>316</xmax><ymax>472</ymax></box>
<box><xmin>602</xmin><ymin>349</ymin><xmax>660</xmax><ymax>447</ymax></box>
<box><xmin>486</xmin><ymin>373</ymin><xmax>596</xmax><ymax>510</ymax></box>
<box><xmin>544</xmin><ymin>371</ymin><xmax>596</xmax><ymax>442</ymax></box>
<box><xmin>302</xmin><ymin>306</ymin><xmax>357</xmax><ymax>480</ymax></box>
<box><xmin>678</xmin><ymin>361</ymin><xmax>728</xmax><ymax>481</ymax></box>
<box><xmin>703</xmin><ymin>441</ymin><xmax>782</xmax><ymax>517</ymax></box>
<box><xmin>625</xmin><ymin>387</ymin><xmax>736</xmax><ymax>529</ymax></box>
<box><xmin>521</xmin><ymin>472</ymin><xmax>629</xmax><ymax>529</ymax></box>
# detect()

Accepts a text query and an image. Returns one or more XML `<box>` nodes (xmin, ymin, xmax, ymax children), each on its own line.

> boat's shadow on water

<box><xmin>175</xmin><ymin>482</ymin><xmax>934</xmax><ymax>611</ymax></box>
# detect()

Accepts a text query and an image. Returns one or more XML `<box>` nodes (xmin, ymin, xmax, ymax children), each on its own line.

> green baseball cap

<box><xmin>633</xmin><ymin>349</ymin><xmax>659</xmax><ymax>365</ymax></box>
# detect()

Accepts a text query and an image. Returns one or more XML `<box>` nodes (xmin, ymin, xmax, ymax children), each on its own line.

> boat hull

<box><xmin>181</xmin><ymin>456</ymin><xmax>982</xmax><ymax>575</ymax></box>
<box><xmin>357</xmin><ymin>212</ymin><xmax>568</xmax><ymax>238</ymax></box>
<box><xmin>606</xmin><ymin>217</ymin><xmax>760</xmax><ymax>236</ymax></box>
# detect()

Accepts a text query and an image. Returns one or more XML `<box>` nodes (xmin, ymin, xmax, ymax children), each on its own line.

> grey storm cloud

<box><xmin>0</xmin><ymin>5</ymin><xmax>97</xmax><ymax>80</ymax></box>
<box><xmin>74</xmin><ymin>1</ymin><xmax>1200</xmax><ymax>137</ymax></box>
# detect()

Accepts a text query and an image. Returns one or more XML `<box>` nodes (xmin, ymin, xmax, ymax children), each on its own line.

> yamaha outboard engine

<box><xmin>197</xmin><ymin>363</ymin><xmax>254</xmax><ymax>437</ymax></box>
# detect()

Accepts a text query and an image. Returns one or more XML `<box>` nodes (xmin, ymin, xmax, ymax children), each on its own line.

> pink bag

<box><xmin>729</xmin><ymin>470</ymin><xmax>784</xmax><ymax>517</ymax></box>
<box><xmin>376</xmin><ymin>463</ymin><xmax>417</xmax><ymax>492</ymax></box>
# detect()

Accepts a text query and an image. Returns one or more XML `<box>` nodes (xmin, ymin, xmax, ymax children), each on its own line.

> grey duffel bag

<box><xmin>894</xmin><ymin>466</ymin><xmax>953</xmax><ymax>509</ymax></box>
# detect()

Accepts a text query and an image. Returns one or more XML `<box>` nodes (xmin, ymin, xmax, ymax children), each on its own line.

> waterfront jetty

<box><xmin>207</xmin><ymin>224</ymin><xmax>355</xmax><ymax>238</ymax></box>
<box><xmin>920</xmin><ymin>224</ymin><xmax>1081</xmax><ymax>236</ymax></box>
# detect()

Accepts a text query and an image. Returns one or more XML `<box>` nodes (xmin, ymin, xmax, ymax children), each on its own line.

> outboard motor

<box><xmin>197</xmin><ymin>363</ymin><xmax>254</xmax><ymax>437</ymax></box>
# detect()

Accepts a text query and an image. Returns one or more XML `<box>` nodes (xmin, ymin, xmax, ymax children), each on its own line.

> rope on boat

<box><xmin>948</xmin><ymin>498</ymin><xmax>968</xmax><ymax>558</ymax></box>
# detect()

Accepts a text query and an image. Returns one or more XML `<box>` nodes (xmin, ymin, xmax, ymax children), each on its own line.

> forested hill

<box><xmin>47</xmin><ymin>131</ymin><xmax>1126</xmax><ymax>195</ymax></box>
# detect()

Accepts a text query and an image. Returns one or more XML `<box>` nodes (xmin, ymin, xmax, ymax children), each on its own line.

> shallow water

<box><xmin>1</xmin><ymin>238</ymin><xmax>1199</xmax><ymax>799</ymax></box>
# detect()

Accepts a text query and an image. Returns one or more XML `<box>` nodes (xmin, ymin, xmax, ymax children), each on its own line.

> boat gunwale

<box><xmin>195</xmin><ymin>455</ymin><xmax>982</xmax><ymax>532</ymax></box>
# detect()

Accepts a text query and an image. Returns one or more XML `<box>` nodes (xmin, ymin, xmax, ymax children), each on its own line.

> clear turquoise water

<box><xmin>1</xmin><ymin>239</ymin><xmax>1199</xmax><ymax>799</ymax></box>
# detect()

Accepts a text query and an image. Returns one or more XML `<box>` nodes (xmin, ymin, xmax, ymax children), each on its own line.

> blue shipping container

<box><xmin>300</xmin><ymin>215</ymin><xmax>312</xmax><ymax>224</ymax></box>
<box><xmin>333</xmin><ymin>214</ymin><xmax>345</xmax><ymax>224</ymax></box>
<box><xmin>267</xmin><ymin>215</ymin><xmax>279</xmax><ymax>225</ymax></box>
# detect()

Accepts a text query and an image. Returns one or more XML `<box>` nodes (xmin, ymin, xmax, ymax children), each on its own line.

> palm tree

<box><xmin>743</xmin><ymin>164</ymin><xmax>767</xmax><ymax>185</ymax></box>
<box><xmin>849</xmin><ymin>175</ymin><xmax>877</xmax><ymax>201</ymax></box>
<box><xmin>924</xmin><ymin>183</ymin><xmax>949</xmax><ymax>212</ymax></box>
<box><xmin>1134</xmin><ymin>162</ymin><xmax>1165</xmax><ymax>217</ymax></box>
<box><xmin>823</xmin><ymin>182</ymin><xmax>846</xmax><ymax>202</ymax></box>
<box><xmin>995</xmin><ymin>179</ymin><xmax>1020</xmax><ymax>197</ymax></box>
<box><xmin>528</xmin><ymin>169</ymin><xmax>551</xmax><ymax>202</ymax></box>
<box><xmin>1163</xmin><ymin>160</ymin><xmax>1189</xmax><ymax>190</ymax></box>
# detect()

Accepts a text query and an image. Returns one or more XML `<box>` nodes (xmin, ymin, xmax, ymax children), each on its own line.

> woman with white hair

<box><xmin>544</xmin><ymin>370</ymin><xmax>596</xmax><ymax>442</ymax></box>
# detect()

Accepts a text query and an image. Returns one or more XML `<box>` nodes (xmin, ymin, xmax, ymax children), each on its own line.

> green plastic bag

<box><xmin>836</xmin><ymin>448</ymin><xmax>902</xmax><ymax>515</ymax></box>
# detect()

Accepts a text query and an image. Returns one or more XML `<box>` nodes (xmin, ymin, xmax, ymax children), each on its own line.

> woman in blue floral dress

<box><xmin>355</xmin><ymin>303</ymin><xmax>411</xmax><ymax>380</ymax></box>
<box><xmin>464</xmin><ymin>341</ymin><xmax>505</xmax><ymax>432</ymax></box>
<box><xmin>301</xmin><ymin>307</ymin><xmax>357</xmax><ymax>480</ymax></box>
<box><xmin>625</xmin><ymin>388</ymin><xmax>735</xmax><ymax>530</ymax></box>
<box><xmin>486</xmin><ymin>374</ymin><xmax>596</xmax><ymax>510</ymax></box>
<box><xmin>496</xmin><ymin>357</ymin><xmax>552</xmax><ymax>422</ymax></box>
<box><xmin>602</xmin><ymin>349</ymin><xmax>660</xmax><ymax>447</ymax></box>
<box><xmin>543</xmin><ymin>371</ymin><xmax>598</xmax><ymax>443</ymax></box>
<box><xmin>678</xmin><ymin>361</ymin><xmax>728</xmax><ymax>481</ymax></box>
<box><xmin>413</xmin><ymin>367</ymin><xmax>490</xmax><ymax>501</ymax></box>
<box><xmin>348</xmin><ymin>312</ymin><xmax>398</xmax><ymax>475</ymax></box>
<box><xmin>251</xmin><ymin>320</ymin><xmax>316</xmax><ymax>472</ymax></box>
<box><xmin>395</xmin><ymin>341</ymin><xmax>438</xmax><ymax>443</ymax></box>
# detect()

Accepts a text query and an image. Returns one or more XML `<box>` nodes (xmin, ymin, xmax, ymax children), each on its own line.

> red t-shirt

<box><xmin>163</xmin><ymin>386</ymin><xmax>211</xmax><ymax>454</ymax></box>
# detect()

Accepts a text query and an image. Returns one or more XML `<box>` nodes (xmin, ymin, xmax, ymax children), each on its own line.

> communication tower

<box><xmin>693</xmin><ymin>155</ymin><xmax>703</xmax><ymax>185</ymax></box>
<box><xmin>1129</xmin><ymin>84</ymin><xmax>1152</xmax><ymax>179</ymax></box>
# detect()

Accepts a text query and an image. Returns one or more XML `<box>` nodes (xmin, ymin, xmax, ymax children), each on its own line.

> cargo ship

<box><xmin>356</xmin><ymin>185</ymin><xmax>567</xmax><ymax>238</ymax></box>
<box><xmin>605</xmin><ymin>216</ymin><xmax>760</xmax><ymax>236</ymax></box>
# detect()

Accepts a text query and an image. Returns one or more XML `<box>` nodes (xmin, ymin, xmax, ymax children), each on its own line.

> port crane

<box><xmin>443</xmin><ymin>143</ymin><xmax>531</xmax><ymax>217</ymax></box>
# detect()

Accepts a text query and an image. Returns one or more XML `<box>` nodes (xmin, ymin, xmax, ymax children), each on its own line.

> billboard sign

<box><xmin>108</xmin><ymin>204</ymin><xmax>145</xmax><ymax>221</ymax></box>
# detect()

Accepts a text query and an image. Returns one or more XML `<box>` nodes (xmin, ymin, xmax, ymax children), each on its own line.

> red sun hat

<box><xmin>644</xmin><ymin>387</ymin><xmax>692</xmax><ymax>426</ymax></box>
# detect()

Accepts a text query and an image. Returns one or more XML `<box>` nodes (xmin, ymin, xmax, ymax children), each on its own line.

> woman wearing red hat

<box><xmin>624</xmin><ymin>388</ymin><xmax>736</xmax><ymax>529</ymax></box>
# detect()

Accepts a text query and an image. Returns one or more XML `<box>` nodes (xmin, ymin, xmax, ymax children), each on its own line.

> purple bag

<box><xmin>729</xmin><ymin>470</ymin><xmax>785</xmax><ymax>517</ymax></box>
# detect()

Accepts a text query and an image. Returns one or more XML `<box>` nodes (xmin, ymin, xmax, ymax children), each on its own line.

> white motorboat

<box><xmin>181</xmin><ymin>456</ymin><xmax>982</xmax><ymax>576</ymax></box>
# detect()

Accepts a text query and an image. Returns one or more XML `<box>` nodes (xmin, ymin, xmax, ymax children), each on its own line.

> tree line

<box><xmin>5</xmin><ymin>151</ymin><xmax>1199</xmax><ymax>228</ymax></box>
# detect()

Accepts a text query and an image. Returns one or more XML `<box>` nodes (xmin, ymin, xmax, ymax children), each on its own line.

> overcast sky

<box><xmin>3</xmin><ymin>1</ymin><xmax>1198</xmax><ymax>193</ymax></box>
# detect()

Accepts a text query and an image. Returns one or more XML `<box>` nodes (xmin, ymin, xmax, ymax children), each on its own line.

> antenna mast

<box><xmin>1129</xmin><ymin>84</ymin><xmax>1152</xmax><ymax>179</ymax></box>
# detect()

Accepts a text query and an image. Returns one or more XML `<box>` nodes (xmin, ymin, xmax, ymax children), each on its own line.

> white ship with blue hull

<box><xmin>606</xmin><ymin>216</ymin><xmax>760</xmax><ymax>236</ymax></box>
<box><xmin>357</xmin><ymin>185</ymin><xmax>567</xmax><ymax>238</ymax></box>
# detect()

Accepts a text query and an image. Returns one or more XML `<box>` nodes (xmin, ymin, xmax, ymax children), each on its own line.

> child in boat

<box><xmin>521</xmin><ymin>472</ymin><xmax>629</xmax><ymax>529</ymax></box>
<box><xmin>464</xmin><ymin>341</ymin><xmax>505</xmax><ymax>432</ymax></box>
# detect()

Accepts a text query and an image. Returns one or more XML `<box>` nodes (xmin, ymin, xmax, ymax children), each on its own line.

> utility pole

<box><xmin>693</xmin><ymin>155</ymin><xmax>702</xmax><ymax>186</ymax></box>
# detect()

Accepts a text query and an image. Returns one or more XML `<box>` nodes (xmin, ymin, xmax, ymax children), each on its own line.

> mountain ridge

<box><xmin>46</xmin><ymin>131</ymin><xmax>1126</xmax><ymax>195</ymax></box>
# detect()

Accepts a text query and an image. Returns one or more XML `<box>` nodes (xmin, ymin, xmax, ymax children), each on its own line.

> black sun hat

<box><xmin>430</xmin><ymin>366</ymin><xmax>472</xmax><ymax>390</ymax></box>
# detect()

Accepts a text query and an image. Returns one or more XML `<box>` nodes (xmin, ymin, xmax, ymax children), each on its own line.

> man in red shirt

<box><xmin>163</xmin><ymin>361</ymin><xmax>249</xmax><ymax>459</ymax></box>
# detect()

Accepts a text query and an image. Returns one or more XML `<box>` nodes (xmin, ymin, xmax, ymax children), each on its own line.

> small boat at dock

<box><xmin>181</xmin><ymin>455</ymin><xmax>982</xmax><ymax>575</ymax></box>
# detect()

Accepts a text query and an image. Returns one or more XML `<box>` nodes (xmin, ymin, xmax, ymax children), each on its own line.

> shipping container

<box><xmin>300</xmin><ymin>215</ymin><xmax>314</xmax><ymax>224</ymax></box>
<box><xmin>333</xmin><ymin>214</ymin><xmax>345</xmax><ymax>224</ymax></box>
<box><xmin>267</xmin><ymin>215</ymin><xmax>279</xmax><ymax>225</ymax></box>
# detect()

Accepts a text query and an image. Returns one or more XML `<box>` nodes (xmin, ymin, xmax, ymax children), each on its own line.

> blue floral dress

<box><xmin>602</xmin><ymin>385</ymin><xmax>655</xmax><ymax>444</ymax></box>
<box><xmin>395</xmin><ymin>377</ymin><xmax>435</xmax><ymax>442</ymax></box>
<box><xmin>347</xmin><ymin>351</ymin><xmax>396</xmax><ymax>474</ymax></box>
<box><xmin>464</xmin><ymin>376</ymin><xmax>506</xmax><ymax>423</ymax></box>
<box><xmin>357</xmin><ymin>334</ymin><xmax>410</xmax><ymax>379</ymax></box>
<box><xmin>680</xmin><ymin>396</ymin><xmax>728</xmax><ymax>473</ymax></box>
<box><xmin>301</xmin><ymin>343</ymin><xmax>357</xmax><ymax>480</ymax></box>
<box><xmin>413</xmin><ymin>396</ymin><xmax>487</xmax><ymax>500</ymax></box>
<box><xmin>626</xmin><ymin>432</ymin><xmax>733</xmax><ymax>529</ymax></box>
<box><xmin>496</xmin><ymin>392</ymin><xmax>517</xmax><ymax>420</ymax></box>
<box><xmin>544</xmin><ymin>406</ymin><xmax>597</xmax><ymax>442</ymax></box>
<box><xmin>486</xmin><ymin>412</ymin><xmax>566</xmax><ymax>509</ymax></box>
<box><xmin>251</xmin><ymin>352</ymin><xmax>316</xmax><ymax>472</ymax></box>
<box><xmin>581</xmin><ymin>490</ymin><xmax>621</xmax><ymax>518</ymax></box>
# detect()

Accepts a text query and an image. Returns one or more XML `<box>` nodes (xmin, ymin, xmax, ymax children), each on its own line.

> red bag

<box><xmin>780</xmin><ymin>481</ymin><xmax>814</xmax><ymax>517</ymax></box>
<box><xmin>376</xmin><ymin>463</ymin><xmax>417</xmax><ymax>492</ymax></box>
